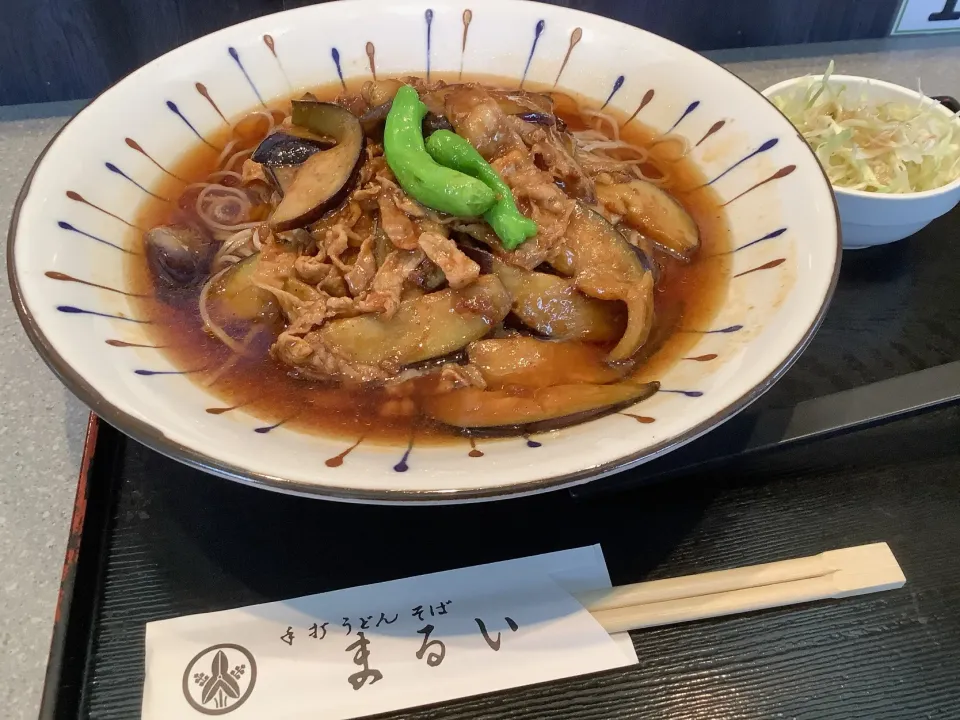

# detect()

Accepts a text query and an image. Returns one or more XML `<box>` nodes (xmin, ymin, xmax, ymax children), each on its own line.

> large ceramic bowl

<box><xmin>8</xmin><ymin>0</ymin><xmax>840</xmax><ymax>503</ymax></box>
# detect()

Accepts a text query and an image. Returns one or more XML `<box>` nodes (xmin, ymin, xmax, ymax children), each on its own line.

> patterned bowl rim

<box><xmin>7</xmin><ymin>2</ymin><xmax>842</xmax><ymax>503</ymax></box>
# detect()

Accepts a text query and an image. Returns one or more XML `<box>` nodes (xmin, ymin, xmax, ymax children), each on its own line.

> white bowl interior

<box><xmin>10</xmin><ymin>0</ymin><xmax>839</xmax><ymax>502</ymax></box>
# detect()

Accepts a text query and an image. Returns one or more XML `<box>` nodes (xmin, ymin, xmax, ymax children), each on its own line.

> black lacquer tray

<box><xmin>40</xmin><ymin>208</ymin><xmax>960</xmax><ymax>719</ymax></box>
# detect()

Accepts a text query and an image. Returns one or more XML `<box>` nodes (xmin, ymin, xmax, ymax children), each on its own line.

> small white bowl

<box><xmin>763</xmin><ymin>75</ymin><xmax>960</xmax><ymax>250</ymax></box>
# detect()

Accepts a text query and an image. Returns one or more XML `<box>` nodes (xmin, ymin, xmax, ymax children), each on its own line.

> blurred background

<box><xmin>0</xmin><ymin>0</ymin><xmax>903</xmax><ymax>105</ymax></box>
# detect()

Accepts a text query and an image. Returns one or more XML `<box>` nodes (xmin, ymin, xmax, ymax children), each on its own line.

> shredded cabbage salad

<box><xmin>773</xmin><ymin>61</ymin><xmax>960</xmax><ymax>193</ymax></box>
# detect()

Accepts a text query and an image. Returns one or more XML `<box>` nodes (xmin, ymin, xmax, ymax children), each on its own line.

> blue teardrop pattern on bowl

<box><xmin>601</xmin><ymin>75</ymin><xmax>625</xmax><ymax>110</ymax></box>
<box><xmin>520</xmin><ymin>19</ymin><xmax>545</xmax><ymax>88</ymax></box>
<box><xmin>689</xmin><ymin>324</ymin><xmax>744</xmax><ymax>335</ymax></box>
<box><xmin>666</xmin><ymin>100</ymin><xmax>700</xmax><ymax>133</ymax></box>
<box><xmin>228</xmin><ymin>46</ymin><xmax>266</xmax><ymax>107</ymax></box>
<box><xmin>393</xmin><ymin>434</ymin><xmax>415</xmax><ymax>472</ymax></box>
<box><xmin>660</xmin><ymin>389</ymin><xmax>705</xmax><ymax>398</ymax></box>
<box><xmin>331</xmin><ymin>48</ymin><xmax>346</xmax><ymax>91</ymax></box>
<box><xmin>733</xmin><ymin>227</ymin><xmax>788</xmax><ymax>253</ymax></box>
<box><xmin>135</xmin><ymin>368</ymin><xmax>203</xmax><ymax>376</ymax></box>
<box><xmin>57</xmin><ymin>221</ymin><xmax>132</xmax><ymax>253</ymax></box>
<box><xmin>57</xmin><ymin>306</ymin><xmax>151</xmax><ymax>323</ymax></box>
<box><xmin>425</xmin><ymin>9</ymin><xmax>434</xmax><ymax>81</ymax></box>
<box><xmin>704</xmin><ymin>138</ymin><xmax>779</xmax><ymax>186</ymax></box>
<box><xmin>254</xmin><ymin>417</ymin><xmax>292</xmax><ymax>434</ymax></box>
<box><xmin>106</xmin><ymin>339</ymin><xmax>161</xmax><ymax>349</ymax></box>
<box><xmin>105</xmin><ymin>162</ymin><xmax>169</xmax><ymax>201</ymax></box>
<box><xmin>166</xmin><ymin>101</ymin><xmax>217</xmax><ymax>150</ymax></box>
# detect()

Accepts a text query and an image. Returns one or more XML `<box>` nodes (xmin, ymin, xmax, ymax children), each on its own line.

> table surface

<box><xmin>78</xmin><ymin>406</ymin><xmax>959</xmax><ymax>719</ymax></box>
<box><xmin>3</xmin><ymin>34</ymin><xmax>960</xmax><ymax>719</ymax></box>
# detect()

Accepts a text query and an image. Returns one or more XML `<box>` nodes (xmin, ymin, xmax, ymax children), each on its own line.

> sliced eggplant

<box><xmin>562</xmin><ymin>205</ymin><xmax>655</xmax><ymax>362</ymax></box>
<box><xmin>359</xmin><ymin>102</ymin><xmax>392</xmax><ymax>138</ymax></box>
<box><xmin>596</xmin><ymin>181</ymin><xmax>700</xmax><ymax>259</ymax></box>
<box><xmin>629</xmin><ymin>298</ymin><xmax>685</xmax><ymax>367</ymax></box>
<box><xmin>545</xmin><ymin>246</ymin><xmax>576</xmax><ymax>277</ymax></box>
<box><xmin>208</xmin><ymin>255</ymin><xmax>279</xmax><ymax>323</ymax></box>
<box><xmin>283</xmin><ymin>276</ymin><xmax>322</xmax><ymax>303</ymax></box>
<box><xmin>410</xmin><ymin>257</ymin><xmax>448</xmax><ymax>292</ymax></box>
<box><xmin>372</xmin><ymin>224</ymin><xmax>392</xmax><ymax>268</ymax></box>
<box><xmin>144</xmin><ymin>224</ymin><xmax>214</xmax><ymax>288</ymax></box>
<box><xmin>490</xmin><ymin>90</ymin><xmax>564</xmax><ymax>129</ymax></box>
<box><xmin>619</xmin><ymin>227</ymin><xmax>662</xmax><ymax>285</ymax></box>
<box><xmin>265</xmin><ymin>165</ymin><xmax>300</xmax><ymax>195</ymax></box>
<box><xmin>251</xmin><ymin>132</ymin><xmax>329</xmax><ymax>166</ymax></box>
<box><xmin>422</xmin><ymin>111</ymin><xmax>454</xmax><ymax>136</ymax></box>
<box><xmin>423</xmin><ymin>380</ymin><xmax>659</xmax><ymax>430</ymax></box>
<box><xmin>270</xmin><ymin>102</ymin><xmax>366</xmax><ymax>231</ymax></box>
<box><xmin>515</xmin><ymin>111</ymin><xmax>556</xmax><ymax>127</ymax></box>
<box><xmin>469</xmin><ymin>338</ymin><xmax>631</xmax><ymax>389</ymax></box>
<box><xmin>463</xmin><ymin>246</ymin><xmax>625</xmax><ymax>342</ymax></box>
<box><xmin>360</xmin><ymin>101</ymin><xmax>452</xmax><ymax>139</ymax></box>
<box><xmin>403</xmin><ymin>350</ymin><xmax>468</xmax><ymax>373</ymax></box>
<box><xmin>275</xmin><ymin>228</ymin><xmax>313</xmax><ymax>248</ymax></box>
<box><xmin>316</xmin><ymin>275</ymin><xmax>510</xmax><ymax>368</ymax></box>
<box><xmin>252</xmin><ymin>130</ymin><xmax>336</xmax><ymax>196</ymax></box>
<box><xmin>490</xmin><ymin>89</ymin><xmax>555</xmax><ymax>115</ymax></box>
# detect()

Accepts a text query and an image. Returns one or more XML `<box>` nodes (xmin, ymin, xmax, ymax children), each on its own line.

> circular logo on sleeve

<box><xmin>182</xmin><ymin>644</ymin><xmax>257</xmax><ymax>715</ymax></box>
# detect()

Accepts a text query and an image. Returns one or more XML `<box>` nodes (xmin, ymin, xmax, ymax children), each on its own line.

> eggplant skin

<box><xmin>251</xmin><ymin>132</ymin><xmax>329</xmax><ymax>166</ymax></box>
<box><xmin>207</xmin><ymin>254</ymin><xmax>279</xmax><ymax>323</ymax></box>
<box><xmin>596</xmin><ymin>181</ymin><xmax>700</xmax><ymax>259</ymax></box>
<box><xmin>422</xmin><ymin>111</ymin><xmax>455</xmax><ymax>136</ymax></box>
<box><xmin>144</xmin><ymin>224</ymin><xmax>214</xmax><ymax>288</ymax></box>
<box><xmin>316</xmin><ymin>275</ymin><xmax>512</xmax><ymax>368</ymax></box>
<box><xmin>359</xmin><ymin>102</ymin><xmax>393</xmax><ymax>138</ymax></box>
<box><xmin>562</xmin><ymin>205</ymin><xmax>656</xmax><ymax>362</ymax></box>
<box><xmin>461</xmin><ymin>245</ymin><xmax>626</xmax><ymax>343</ymax></box>
<box><xmin>469</xmin><ymin>337</ymin><xmax>630</xmax><ymax>388</ymax></box>
<box><xmin>360</xmin><ymin>102</ymin><xmax>453</xmax><ymax>140</ymax></box>
<box><xmin>270</xmin><ymin>102</ymin><xmax>367</xmax><ymax>231</ymax></box>
<box><xmin>270</xmin><ymin>152</ymin><xmax>365</xmax><ymax>232</ymax></box>
<box><xmin>515</xmin><ymin>111</ymin><xmax>555</xmax><ymax>126</ymax></box>
<box><xmin>423</xmin><ymin>380</ymin><xmax>660</xmax><ymax>433</ymax></box>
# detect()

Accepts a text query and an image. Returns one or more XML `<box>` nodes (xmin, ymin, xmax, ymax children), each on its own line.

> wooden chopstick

<box><xmin>579</xmin><ymin>543</ymin><xmax>905</xmax><ymax>634</ymax></box>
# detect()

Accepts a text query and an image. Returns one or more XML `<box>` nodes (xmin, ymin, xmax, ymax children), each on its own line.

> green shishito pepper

<box><xmin>384</xmin><ymin>86</ymin><xmax>496</xmax><ymax>217</ymax></box>
<box><xmin>425</xmin><ymin>130</ymin><xmax>538</xmax><ymax>250</ymax></box>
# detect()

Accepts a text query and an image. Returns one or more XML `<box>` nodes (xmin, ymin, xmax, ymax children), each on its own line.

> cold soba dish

<box><xmin>133</xmin><ymin>76</ymin><xmax>731</xmax><ymax>442</ymax></box>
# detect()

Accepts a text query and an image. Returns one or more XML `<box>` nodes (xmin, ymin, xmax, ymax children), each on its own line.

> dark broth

<box><xmin>129</xmin><ymin>75</ymin><xmax>732</xmax><ymax>445</ymax></box>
